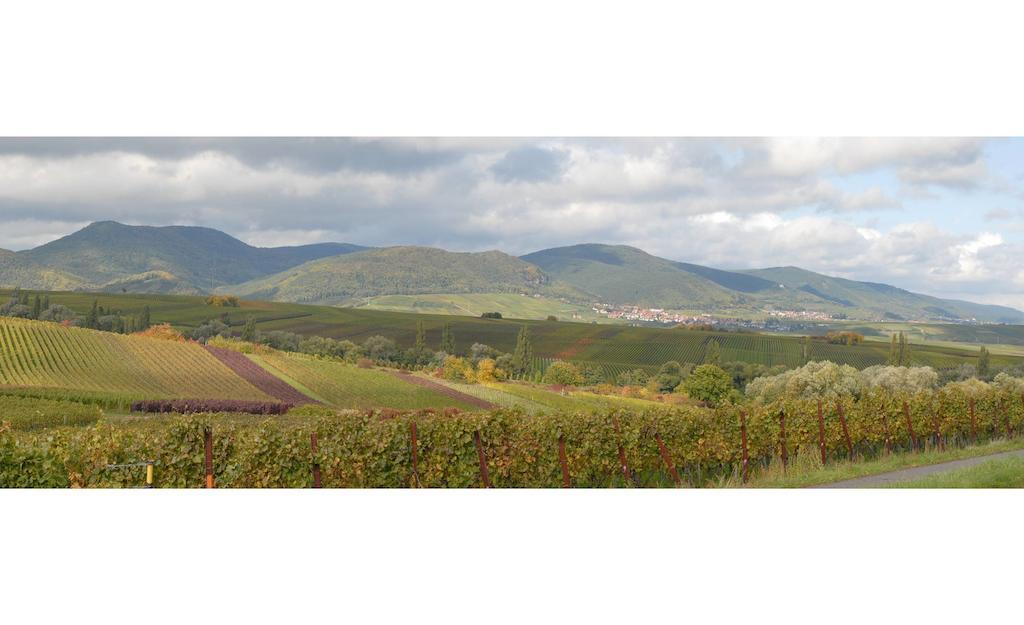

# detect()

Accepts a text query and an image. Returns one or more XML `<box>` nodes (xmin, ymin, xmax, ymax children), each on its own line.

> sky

<box><xmin>1</xmin><ymin>137</ymin><xmax>1022</xmax><ymax>309</ymax></box>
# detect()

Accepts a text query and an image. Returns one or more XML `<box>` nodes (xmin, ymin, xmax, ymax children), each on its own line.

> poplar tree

<box><xmin>887</xmin><ymin>333</ymin><xmax>899</xmax><ymax>366</ymax></box>
<box><xmin>42</xmin><ymin>295</ymin><xmax>50</xmax><ymax>311</ymax></box>
<box><xmin>31</xmin><ymin>294</ymin><xmax>41</xmax><ymax>319</ymax></box>
<box><xmin>138</xmin><ymin>305</ymin><xmax>151</xmax><ymax>330</ymax></box>
<box><xmin>705</xmin><ymin>339</ymin><xmax>721</xmax><ymax>365</ymax></box>
<box><xmin>441</xmin><ymin>322</ymin><xmax>455</xmax><ymax>354</ymax></box>
<box><xmin>978</xmin><ymin>345</ymin><xmax>991</xmax><ymax>378</ymax></box>
<box><xmin>512</xmin><ymin>325</ymin><xmax>534</xmax><ymax>377</ymax></box>
<box><xmin>86</xmin><ymin>299</ymin><xmax>99</xmax><ymax>329</ymax></box>
<box><xmin>415</xmin><ymin>321</ymin><xmax>426</xmax><ymax>351</ymax></box>
<box><xmin>242</xmin><ymin>315</ymin><xmax>257</xmax><ymax>343</ymax></box>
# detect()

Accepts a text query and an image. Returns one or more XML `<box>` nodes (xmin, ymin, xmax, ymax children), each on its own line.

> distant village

<box><xmin>588</xmin><ymin>303</ymin><xmax>986</xmax><ymax>329</ymax></box>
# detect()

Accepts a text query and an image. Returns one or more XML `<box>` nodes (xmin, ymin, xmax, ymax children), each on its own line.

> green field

<box><xmin>0</xmin><ymin>317</ymin><xmax>272</xmax><ymax>405</ymax></box>
<box><xmin>353</xmin><ymin>292</ymin><xmax>610</xmax><ymax>322</ymax></box>
<box><xmin>0</xmin><ymin>394</ymin><xmax>103</xmax><ymax>430</ymax></box>
<box><xmin>3</xmin><ymin>289</ymin><xmax>1020</xmax><ymax>374</ymax></box>
<box><xmin>251</xmin><ymin>351</ymin><xmax>476</xmax><ymax>411</ymax></box>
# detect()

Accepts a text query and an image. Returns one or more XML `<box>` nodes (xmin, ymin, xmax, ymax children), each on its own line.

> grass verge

<box><xmin>741</xmin><ymin>438</ymin><xmax>1024</xmax><ymax>488</ymax></box>
<box><xmin>883</xmin><ymin>456</ymin><xmax>1024</xmax><ymax>488</ymax></box>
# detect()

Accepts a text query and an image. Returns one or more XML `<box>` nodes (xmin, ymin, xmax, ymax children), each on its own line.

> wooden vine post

<box><xmin>816</xmin><ymin>400</ymin><xmax>827</xmax><ymax>465</ymax></box>
<box><xmin>203</xmin><ymin>426</ymin><xmax>214</xmax><ymax>489</ymax></box>
<box><xmin>654</xmin><ymin>433</ymin><xmax>682</xmax><ymax>487</ymax></box>
<box><xmin>931</xmin><ymin>410</ymin><xmax>945</xmax><ymax>451</ymax></box>
<box><xmin>969</xmin><ymin>397</ymin><xmax>978</xmax><ymax>443</ymax></box>
<box><xmin>836</xmin><ymin>402</ymin><xmax>854</xmax><ymax>459</ymax></box>
<box><xmin>778</xmin><ymin>409</ymin><xmax>788</xmax><ymax>471</ymax></box>
<box><xmin>410</xmin><ymin>421</ymin><xmax>420</xmax><ymax>487</ymax></box>
<box><xmin>880</xmin><ymin>409</ymin><xmax>892</xmax><ymax>455</ymax></box>
<box><xmin>557</xmin><ymin>435</ymin><xmax>571</xmax><ymax>488</ymax></box>
<box><xmin>739</xmin><ymin>411</ymin><xmax>750</xmax><ymax>484</ymax></box>
<box><xmin>473</xmin><ymin>430</ymin><xmax>491</xmax><ymax>488</ymax></box>
<box><xmin>612</xmin><ymin>417</ymin><xmax>638</xmax><ymax>487</ymax></box>
<box><xmin>902</xmin><ymin>400</ymin><xmax>918</xmax><ymax>451</ymax></box>
<box><xmin>310</xmin><ymin>432</ymin><xmax>322</xmax><ymax>488</ymax></box>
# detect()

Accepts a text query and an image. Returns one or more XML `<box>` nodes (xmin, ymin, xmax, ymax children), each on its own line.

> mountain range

<box><xmin>1</xmin><ymin>222</ymin><xmax>1021</xmax><ymax>323</ymax></box>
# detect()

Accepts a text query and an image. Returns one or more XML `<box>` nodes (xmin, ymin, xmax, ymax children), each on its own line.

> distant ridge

<box><xmin>1</xmin><ymin>222</ymin><xmax>1021</xmax><ymax>323</ymax></box>
<box><xmin>223</xmin><ymin>246</ymin><xmax>589</xmax><ymax>304</ymax></box>
<box><xmin>3</xmin><ymin>221</ymin><xmax>366</xmax><ymax>293</ymax></box>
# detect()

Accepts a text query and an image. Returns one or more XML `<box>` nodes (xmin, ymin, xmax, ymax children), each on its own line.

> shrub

<box><xmin>191</xmin><ymin>319</ymin><xmax>231</xmax><ymax>343</ymax></box>
<box><xmin>654</xmin><ymin>361</ymin><xmax>684</xmax><ymax>393</ymax></box>
<box><xmin>205</xmin><ymin>295</ymin><xmax>240</xmax><ymax>307</ymax></box>
<box><xmin>617</xmin><ymin>368</ymin><xmax>650</xmax><ymax>387</ymax></box>
<box><xmin>38</xmin><ymin>304</ymin><xmax>77</xmax><ymax>323</ymax></box>
<box><xmin>542</xmin><ymin>360</ymin><xmax>583</xmax><ymax>386</ymax></box>
<box><xmin>475</xmin><ymin>358</ymin><xmax>506</xmax><ymax>383</ymax></box>
<box><xmin>363</xmin><ymin>335</ymin><xmax>398</xmax><ymax>362</ymax></box>
<box><xmin>746</xmin><ymin>361</ymin><xmax>862</xmax><ymax>403</ymax></box>
<box><xmin>682</xmin><ymin>364</ymin><xmax>733</xmax><ymax>407</ymax></box>
<box><xmin>860</xmin><ymin>365</ymin><xmax>938</xmax><ymax>394</ymax></box>
<box><xmin>441</xmin><ymin>356</ymin><xmax>475</xmax><ymax>383</ymax></box>
<box><xmin>824</xmin><ymin>331</ymin><xmax>865</xmax><ymax>345</ymax></box>
<box><xmin>134</xmin><ymin>323</ymin><xmax>184</xmax><ymax>342</ymax></box>
<box><xmin>480</xmin><ymin>312</ymin><xmax>503</xmax><ymax>319</ymax></box>
<box><xmin>992</xmin><ymin>372</ymin><xmax>1024</xmax><ymax>394</ymax></box>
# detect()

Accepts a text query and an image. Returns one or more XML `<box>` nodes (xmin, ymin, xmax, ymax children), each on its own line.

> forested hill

<box><xmin>1</xmin><ymin>222</ymin><xmax>1021</xmax><ymax>323</ymax></box>
<box><xmin>3</xmin><ymin>221</ymin><xmax>366</xmax><ymax>293</ymax></box>
<box><xmin>222</xmin><ymin>246</ymin><xmax>589</xmax><ymax>304</ymax></box>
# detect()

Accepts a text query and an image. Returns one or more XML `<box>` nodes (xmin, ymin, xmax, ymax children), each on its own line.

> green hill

<box><xmin>520</xmin><ymin>244</ymin><xmax>752</xmax><ymax>309</ymax></box>
<box><xmin>2</xmin><ymin>223</ymin><xmax>1021</xmax><ymax>323</ymax></box>
<box><xmin>223</xmin><ymin>246</ymin><xmax>589</xmax><ymax>304</ymax></box>
<box><xmin>743</xmin><ymin>266</ymin><xmax>1024</xmax><ymax>323</ymax></box>
<box><xmin>6</xmin><ymin>221</ymin><xmax>366</xmax><ymax>293</ymax></box>
<box><xmin>520</xmin><ymin>244</ymin><xmax>1023</xmax><ymax>323</ymax></box>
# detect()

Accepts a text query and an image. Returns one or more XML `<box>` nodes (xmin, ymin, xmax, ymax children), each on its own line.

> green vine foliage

<box><xmin>3</xmin><ymin>387</ymin><xmax>1024</xmax><ymax>488</ymax></box>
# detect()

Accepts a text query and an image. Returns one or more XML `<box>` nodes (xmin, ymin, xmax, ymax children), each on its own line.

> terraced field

<box><xmin>0</xmin><ymin>317</ymin><xmax>272</xmax><ymax>403</ymax></box>
<box><xmin>250</xmin><ymin>351</ymin><xmax>477</xmax><ymax>411</ymax></box>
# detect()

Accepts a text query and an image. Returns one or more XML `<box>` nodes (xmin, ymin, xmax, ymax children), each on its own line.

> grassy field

<box><xmin>0</xmin><ymin>394</ymin><xmax>103</xmax><ymax>430</ymax></box>
<box><xmin>885</xmin><ymin>455</ymin><xmax>1024</xmax><ymax>487</ymax></box>
<box><xmin>250</xmin><ymin>351</ymin><xmax>477</xmax><ymax>410</ymax></box>
<box><xmin>0</xmin><ymin>317</ymin><xmax>272</xmax><ymax>405</ymax></box>
<box><xmin>4</xmin><ymin>288</ymin><xmax>1021</xmax><ymax>374</ymax></box>
<box><xmin>353</xmin><ymin>292</ymin><xmax>611</xmax><ymax>322</ymax></box>
<box><xmin>483</xmin><ymin>381</ymin><xmax>669</xmax><ymax>413</ymax></box>
<box><xmin>740</xmin><ymin>438</ymin><xmax>1024</xmax><ymax>488</ymax></box>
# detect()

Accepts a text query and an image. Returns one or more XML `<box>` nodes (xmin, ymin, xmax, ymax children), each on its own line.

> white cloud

<box><xmin>0</xmin><ymin>137</ymin><xmax>1020</xmax><ymax>308</ymax></box>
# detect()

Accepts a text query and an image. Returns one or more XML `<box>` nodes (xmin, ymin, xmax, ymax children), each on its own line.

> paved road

<box><xmin>815</xmin><ymin>448</ymin><xmax>1024</xmax><ymax>488</ymax></box>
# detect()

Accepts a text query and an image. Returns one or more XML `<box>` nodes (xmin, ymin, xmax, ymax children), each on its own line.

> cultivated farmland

<box><xmin>250</xmin><ymin>351</ymin><xmax>478</xmax><ymax>411</ymax></box>
<box><xmin>0</xmin><ymin>317</ymin><xmax>273</xmax><ymax>405</ymax></box>
<box><xmin>4</xmin><ymin>289</ymin><xmax>1020</xmax><ymax>374</ymax></box>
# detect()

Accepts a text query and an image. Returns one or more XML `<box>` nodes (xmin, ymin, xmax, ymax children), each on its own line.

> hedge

<box><xmin>2</xmin><ymin>385</ymin><xmax>1022</xmax><ymax>488</ymax></box>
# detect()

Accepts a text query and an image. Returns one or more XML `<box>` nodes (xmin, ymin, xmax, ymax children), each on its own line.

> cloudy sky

<box><xmin>1</xmin><ymin>137</ymin><xmax>1022</xmax><ymax>308</ymax></box>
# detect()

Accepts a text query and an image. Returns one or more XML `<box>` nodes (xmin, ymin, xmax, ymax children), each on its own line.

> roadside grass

<box><xmin>731</xmin><ymin>437</ymin><xmax>1024</xmax><ymax>488</ymax></box>
<box><xmin>884</xmin><ymin>456</ymin><xmax>1024</xmax><ymax>488</ymax></box>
